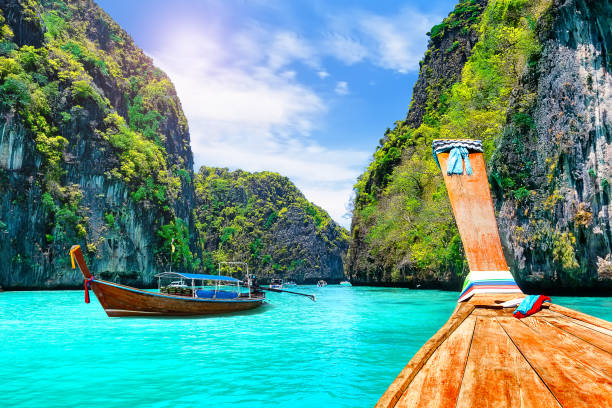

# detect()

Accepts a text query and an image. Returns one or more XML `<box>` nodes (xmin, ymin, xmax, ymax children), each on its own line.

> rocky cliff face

<box><xmin>0</xmin><ymin>0</ymin><xmax>347</xmax><ymax>289</ymax></box>
<box><xmin>348</xmin><ymin>0</ymin><xmax>490</xmax><ymax>288</ymax></box>
<box><xmin>349</xmin><ymin>0</ymin><xmax>612</xmax><ymax>293</ymax></box>
<box><xmin>493</xmin><ymin>0</ymin><xmax>612</xmax><ymax>293</ymax></box>
<box><xmin>194</xmin><ymin>168</ymin><xmax>348</xmax><ymax>284</ymax></box>
<box><xmin>0</xmin><ymin>0</ymin><xmax>196</xmax><ymax>288</ymax></box>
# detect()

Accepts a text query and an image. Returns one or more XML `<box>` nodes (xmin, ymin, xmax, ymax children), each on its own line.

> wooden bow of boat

<box><xmin>376</xmin><ymin>141</ymin><xmax>612</xmax><ymax>407</ymax></box>
<box><xmin>69</xmin><ymin>245</ymin><xmax>265</xmax><ymax>317</ymax></box>
<box><xmin>377</xmin><ymin>292</ymin><xmax>612</xmax><ymax>407</ymax></box>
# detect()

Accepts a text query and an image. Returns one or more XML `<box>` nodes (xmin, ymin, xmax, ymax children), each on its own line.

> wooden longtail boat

<box><xmin>69</xmin><ymin>245</ymin><xmax>265</xmax><ymax>317</ymax></box>
<box><xmin>377</xmin><ymin>140</ymin><xmax>612</xmax><ymax>408</ymax></box>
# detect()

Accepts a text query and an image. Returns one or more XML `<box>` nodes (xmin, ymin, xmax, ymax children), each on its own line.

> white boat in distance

<box><xmin>270</xmin><ymin>278</ymin><xmax>283</xmax><ymax>289</ymax></box>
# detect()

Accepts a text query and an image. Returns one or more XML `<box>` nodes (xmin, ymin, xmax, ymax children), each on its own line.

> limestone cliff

<box><xmin>0</xmin><ymin>0</ymin><xmax>196</xmax><ymax>288</ymax></box>
<box><xmin>193</xmin><ymin>167</ymin><xmax>348</xmax><ymax>284</ymax></box>
<box><xmin>493</xmin><ymin>0</ymin><xmax>612</xmax><ymax>293</ymax></box>
<box><xmin>348</xmin><ymin>0</ymin><xmax>612</xmax><ymax>293</ymax></box>
<box><xmin>0</xmin><ymin>0</ymin><xmax>348</xmax><ymax>289</ymax></box>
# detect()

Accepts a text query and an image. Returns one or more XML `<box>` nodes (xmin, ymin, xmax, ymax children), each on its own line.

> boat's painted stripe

<box><xmin>461</xmin><ymin>281</ymin><xmax>519</xmax><ymax>292</ymax></box>
<box><xmin>458</xmin><ymin>286</ymin><xmax>522</xmax><ymax>302</ymax></box>
<box><xmin>458</xmin><ymin>270</ymin><xmax>522</xmax><ymax>302</ymax></box>
<box><xmin>461</xmin><ymin>270</ymin><xmax>516</xmax><ymax>290</ymax></box>
<box><xmin>105</xmin><ymin>309</ymin><xmax>166</xmax><ymax>315</ymax></box>
<box><xmin>94</xmin><ymin>280</ymin><xmax>262</xmax><ymax>303</ymax></box>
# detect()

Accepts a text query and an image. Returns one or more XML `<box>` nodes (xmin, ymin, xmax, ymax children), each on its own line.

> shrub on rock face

<box><xmin>192</xmin><ymin>167</ymin><xmax>348</xmax><ymax>283</ymax></box>
<box><xmin>156</xmin><ymin>219</ymin><xmax>198</xmax><ymax>270</ymax></box>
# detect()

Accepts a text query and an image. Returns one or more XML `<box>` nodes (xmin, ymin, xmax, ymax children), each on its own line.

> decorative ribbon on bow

<box><xmin>446</xmin><ymin>147</ymin><xmax>472</xmax><ymax>175</ymax></box>
<box><xmin>84</xmin><ymin>276</ymin><xmax>94</xmax><ymax>304</ymax></box>
<box><xmin>432</xmin><ymin>139</ymin><xmax>482</xmax><ymax>176</ymax></box>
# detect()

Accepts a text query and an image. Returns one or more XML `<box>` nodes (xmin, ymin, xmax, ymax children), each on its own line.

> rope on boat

<box><xmin>84</xmin><ymin>276</ymin><xmax>94</xmax><ymax>304</ymax></box>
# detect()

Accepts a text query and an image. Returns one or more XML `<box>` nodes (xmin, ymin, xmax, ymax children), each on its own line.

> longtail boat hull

<box><xmin>70</xmin><ymin>245</ymin><xmax>264</xmax><ymax>317</ymax></box>
<box><xmin>378</xmin><ymin>140</ymin><xmax>612</xmax><ymax>407</ymax></box>
<box><xmin>90</xmin><ymin>280</ymin><xmax>264</xmax><ymax>317</ymax></box>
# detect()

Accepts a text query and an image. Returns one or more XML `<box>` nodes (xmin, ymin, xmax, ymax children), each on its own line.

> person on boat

<box><xmin>248</xmin><ymin>274</ymin><xmax>264</xmax><ymax>297</ymax></box>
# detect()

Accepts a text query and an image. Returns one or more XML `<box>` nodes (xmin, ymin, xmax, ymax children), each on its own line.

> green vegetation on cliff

<box><xmin>193</xmin><ymin>167</ymin><xmax>348</xmax><ymax>283</ymax></box>
<box><xmin>349</xmin><ymin>0</ymin><xmax>552</xmax><ymax>286</ymax></box>
<box><xmin>0</xmin><ymin>0</ymin><xmax>349</xmax><ymax>288</ymax></box>
<box><xmin>0</xmin><ymin>0</ymin><xmax>196</xmax><ymax>286</ymax></box>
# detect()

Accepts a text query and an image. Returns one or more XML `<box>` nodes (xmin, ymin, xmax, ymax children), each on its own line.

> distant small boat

<box><xmin>284</xmin><ymin>281</ymin><xmax>297</xmax><ymax>286</ymax></box>
<box><xmin>270</xmin><ymin>278</ymin><xmax>283</xmax><ymax>289</ymax></box>
<box><xmin>317</xmin><ymin>280</ymin><xmax>327</xmax><ymax>287</ymax></box>
<box><xmin>339</xmin><ymin>281</ymin><xmax>351</xmax><ymax>286</ymax></box>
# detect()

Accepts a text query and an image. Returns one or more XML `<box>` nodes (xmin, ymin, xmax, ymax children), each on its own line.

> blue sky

<box><xmin>96</xmin><ymin>0</ymin><xmax>457</xmax><ymax>228</ymax></box>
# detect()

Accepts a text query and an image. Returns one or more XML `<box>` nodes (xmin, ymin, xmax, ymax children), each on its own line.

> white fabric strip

<box><xmin>467</xmin><ymin>270</ymin><xmax>515</xmax><ymax>280</ymax></box>
<box><xmin>458</xmin><ymin>287</ymin><xmax>523</xmax><ymax>302</ymax></box>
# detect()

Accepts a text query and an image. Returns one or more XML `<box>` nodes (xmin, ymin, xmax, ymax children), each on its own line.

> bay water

<box><xmin>1</xmin><ymin>286</ymin><xmax>610</xmax><ymax>407</ymax></box>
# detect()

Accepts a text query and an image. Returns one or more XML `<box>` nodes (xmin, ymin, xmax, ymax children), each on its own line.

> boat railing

<box><xmin>156</xmin><ymin>271</ymin><xmax>250</xmax><ymax>300</ymax></box>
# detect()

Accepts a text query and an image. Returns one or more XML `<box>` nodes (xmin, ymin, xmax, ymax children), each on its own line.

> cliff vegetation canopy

<box><xmin>0</xmin><ymin>0</ymin><xmax>348</xmax><ymax>288</ymax></box>
<box><xmin>193</xmin><ymin>167</ymin><xmax>348</xmax><ymax>283</ymax></box>
<box><xmin>349</xmin><ymin>0</ymin><xmax>612</xmax><ymax>293</ymax></box>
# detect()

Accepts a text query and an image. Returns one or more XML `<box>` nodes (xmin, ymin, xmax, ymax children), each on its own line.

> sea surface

<box><xmin>1</xmin><ymin>286</ymin><xmax>611</xmax><ymax>408</ymax></box>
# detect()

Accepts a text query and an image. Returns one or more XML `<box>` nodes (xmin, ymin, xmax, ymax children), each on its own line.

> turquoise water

<box><xmin>1</xmin><ymin>286</ymin><xmax>610</xmax><ymax>408</ymax></box>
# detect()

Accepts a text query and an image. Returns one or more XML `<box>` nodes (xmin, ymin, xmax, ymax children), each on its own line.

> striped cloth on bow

<box><xmin>458</xmin><ymin>270</ymin><xmax>523</xmax><ymax>302</ymax></box>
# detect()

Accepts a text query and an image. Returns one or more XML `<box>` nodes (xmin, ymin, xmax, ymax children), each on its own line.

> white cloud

<box><xmin>334</xmin><ymin>81</ymin><xmax>349</xmax><ymax>95</ymax></box>
<box><xmin>267</xmin><ymin>31</ymin><xmax>319</xmax><ymax>70</ymax></box>
<box><xmin>145</xmin><ymin>4</ymin><xmax>438</xmax><ymax>227</ymax></box>
<box><xmin>325</xmin><ymin>7</ymin><xmax>438</xmax><ymax>73</ymax></box>
<box><xmin>324</xmin><ymin>33</ymin><xmax>368</xmax><ymax>65</ymax></box>
<box><xmin>150</xmin><ymin>25</ymin><xmax>367</xmax><ymax>228</ymax></box>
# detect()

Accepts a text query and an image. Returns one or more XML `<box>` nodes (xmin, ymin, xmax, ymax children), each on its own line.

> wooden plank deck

<box><xmin>378</xmin><ymin>143</ymin><xmax>612</xmax><ymax>407</ymax></box>
<box><xmin>376</xmin><ymin>294</ymin><xmax>612</xmax><ymax>408</ymax></box>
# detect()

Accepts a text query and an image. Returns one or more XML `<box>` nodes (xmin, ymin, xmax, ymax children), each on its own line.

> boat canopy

<box><xmin>155</xmin><ymin>272</ymin><xmax>240</xmax><ymax>282</ymax></box>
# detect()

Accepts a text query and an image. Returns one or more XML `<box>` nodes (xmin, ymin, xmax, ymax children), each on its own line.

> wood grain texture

<box><xmin>380</xmin><ymin>301</ymin><xmax>612</xmax><ymax>407</ymax></box>
<box><xmin>467</xmin><ymin>293</ymin><xmax>525</xmax><ymax>308</ymax></box>
<box><xmin>498</xmin><ymin>316</ymin><xmax>612</xmax><ymax>407</ymax></box>
<box><xmin>544</xmin><ymin>316</ymin><xmax>612</xmax><ymax>354</ymax></box>
<box><xmin>520</xmin><ymin>316</ymin><xmax>612</xmax><ymax>378</ymax></box>
<box><xmin>397</xmin><ymin>316</ymin><xmax>477</xmax><ymax>407</ymax></box>
<box><xmin>549</xmin><ymin>304</ymin><xmax>612</xmax><ymax>331</ymax></box>
<box><xmin>437</xmin><ymin>152</ymin><xmax>509</xmax><ymax>273</ymax></box>
<box><xmin>455</xmin><ymin>317</ymin><xmax>560</xmax><ymax>408</ymax></box>
<box><xmin>471</xmin><ymin>308</ymin><xmax>556</xmax><ymax>318</ymax></box>
<box><xmin>559</xmin><ymin>316</ymin><xmax>612</xmax><ymax>337</ymax></box>
<box><xmin>375</xmin><ymin>302</ymin><xmax>475</xmax><ymax>408</ymax></box>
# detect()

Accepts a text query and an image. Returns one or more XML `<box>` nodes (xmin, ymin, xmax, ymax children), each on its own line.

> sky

<box><xmin>95</xmin><ymin>0</ymin><xmax>457</xmax><ymax>228</ymax></box>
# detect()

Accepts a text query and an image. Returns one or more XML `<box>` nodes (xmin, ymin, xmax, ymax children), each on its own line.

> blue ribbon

<box><xmin>446</xmin><ymin>147</ymin><xmax>472</xmax><ymax>176</ymax></box>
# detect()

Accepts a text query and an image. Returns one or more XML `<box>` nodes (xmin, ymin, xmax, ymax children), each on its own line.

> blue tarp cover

<box><xmin>156</xmin><ymin>272</ymin><xmax>240</xmax><ymax>282</ymax></box>
<box><xmin>196</xmin><ymin>290</ymin><xmax>239</xmax><ymax>299</ymax></box>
